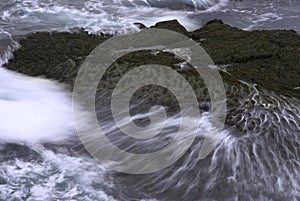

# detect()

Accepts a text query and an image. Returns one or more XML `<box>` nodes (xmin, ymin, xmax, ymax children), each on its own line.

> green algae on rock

<box><xmin>150</xmin><ymin>20</ymin><xmax>188</xmax><ymax>35</ymax></box>
<box><xmin>5</xmin><ymin>19</ymin><xmax>300</xmax><ymax>101</ymax></box>
<box><xmin>190</xmin><ymin>19</ymin><xmax>300</xmax><ymax>99</ymax></box>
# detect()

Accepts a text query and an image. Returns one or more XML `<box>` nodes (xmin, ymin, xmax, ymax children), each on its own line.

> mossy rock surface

<box><xmin>190</xmin><ymin>20</ymin><xmax>300</xmax><ymax>99</ymax></box>
<box><xmin>5</xmin><ymin>19</ymin><xmax>300</xmax><ymax>102</ymax></box>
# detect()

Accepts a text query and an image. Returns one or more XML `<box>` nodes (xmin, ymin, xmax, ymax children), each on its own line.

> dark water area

<box><xmin>0</xmin><ymin>0</ymin><xmax>299</xmax><ymax>201</ymax></box>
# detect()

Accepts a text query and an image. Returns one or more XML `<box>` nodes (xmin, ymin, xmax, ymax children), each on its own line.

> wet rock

<box><xmin>133</xmin><ymin>22</ymin><xmax>147</xmax><ymax>29</ymax></box>
<box><xmin>5</xmin><ymin>19</ymin><xmax>300</xmax><ymax>101</ymax></box>
<box><xmin>150</xmin><ymin>20</ymin><xmax>188</xmax><ymax>35</ymax></box>
<box><xmin>5</xmin><ymin>30</ymin><xmax>109</xmax><ymax>86</ymax></box>
<box><xmin>190</xmin><ymin>19</ymin><xmax>300</xmax><ymax>99</ymax></box>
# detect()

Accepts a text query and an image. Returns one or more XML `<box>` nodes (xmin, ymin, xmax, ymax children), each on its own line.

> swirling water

<box><xmin>0</xmin><ymin>0</ymin><xmax>299</xmax><ymax>200</ymax></box>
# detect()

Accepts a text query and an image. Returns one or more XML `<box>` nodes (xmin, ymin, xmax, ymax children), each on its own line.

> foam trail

<box><xmin>0</xmin><ymin>29</ymin><xmax>78</xmax><ymax>144</ymax></box>
<box><xmin>0</xmin><ymin>0</ymin><xmax>228</xmax><ymax>34</ymax></box>
<box><xmin>114</xmin><ymin>88</ymin><xmax>300</xmax><ymax>200</ymax></box>
<box><xmin>0</xmin><ymin>29</ymin><xmax>20</xmax><ymax>65</ymax></box>
<box><xmin>0</xmin><ymin>144</ymin><xmax>116</xmax><ymax>201</ymax></box>
<box><xmin>0</xmin><ymin>68</ymin><xmax>76</xmax><ymax>144</ymax></box>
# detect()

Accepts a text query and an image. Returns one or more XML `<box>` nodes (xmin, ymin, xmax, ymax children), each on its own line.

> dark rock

<box><xmin>5</xmin><ymin>19</ymin><xmax>300</xmax><ymax>101</ymax></box>
<box><xmin>133</xmin><ymin>22</ymin><xmax>147</xmax><ymax>29</ymax></box>
<box><xmin>190</xmin><ymin>19</ymin><xmax>300</xmax><ymax>99</ymax></box>
<box><xmin>5</xmin><ymin>30</ymin><xmax>110</xmax><ymax>86</ymax></box>
<box><xmin>150</xmin><ymin>20</ymin><xmax>188</xmax><ymax>35</ymax></box>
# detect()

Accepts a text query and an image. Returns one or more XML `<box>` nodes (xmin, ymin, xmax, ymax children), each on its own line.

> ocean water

<box><xmin>0</xmin><ymin>0</ymin><xmax>299</xmax><ymax>200</ymax></box>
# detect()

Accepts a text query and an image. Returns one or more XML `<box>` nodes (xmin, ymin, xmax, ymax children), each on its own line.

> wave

<box><xmin>0</xmin><ymin>2</ymin><xmax>299</xmax><ymax>199</ymax></box>
<box><xmin>112</xmin><ymin>81</ymin><xmax>300</xmax><ymax>200</ymax></box>
<box><xmin>0</xmin><ymin>0</ymin><xmax>228</xmax><ymax>35</ymax></box>
<box><xmin>0</xmin><ymin>68</ymin><xmax>77</xmax><ymax>144</ymax></box>
<box><xmin>0</xmin><ymin>144</ymin><xmax>116</xmax><ymax>201</ymax></box>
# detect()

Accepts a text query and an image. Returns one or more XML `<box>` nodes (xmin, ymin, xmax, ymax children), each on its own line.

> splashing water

<box><xmin>0</xmin><ymin>69</ymin><xmax>77</xmax><ymax>144</ymax></box>
<box><xmin>0</xmin><ymin>0</ymin><xmax>299</xmax><ymax>200</ymax></box>
<box><xmin>112</xmin><ymin>81</ymin><xmax>300</xmax><ymax>201</ymax></box>
<box><xmin>0</xmin><ymin>0</ymin><xmax>228</xmax><ymax>35</ymax></box>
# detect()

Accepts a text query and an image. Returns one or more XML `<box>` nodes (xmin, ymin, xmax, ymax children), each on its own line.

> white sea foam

<box><xmin>0</xmin><ymin>145</ymin><xmax>116</xmax><ymax>201</ymax></box>
<box><xmin>1</xmin><ymin>1</ymin><xmax>299</xmax><ymax>200</ymax></box>
<box><xmin>0</xmin><ymin>0</ymin><xmax>228</xmax><ymax>35</ymax></box>
<box><xmin>0</xmin><ymin>68</ymin><xmax>76</xmax><ymax>144</ymax></box>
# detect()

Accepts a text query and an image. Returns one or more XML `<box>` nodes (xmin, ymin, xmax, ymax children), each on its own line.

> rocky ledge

<box><xmin>5</xmin><ymin>19</ymin><xmax>300</xmax><ymax>102</ymax></box>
